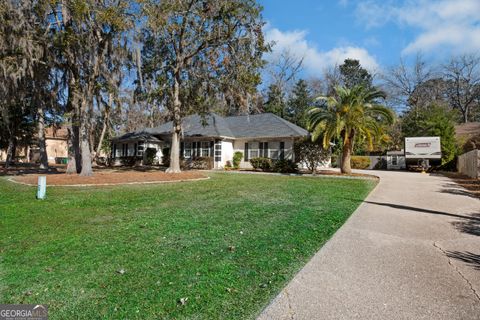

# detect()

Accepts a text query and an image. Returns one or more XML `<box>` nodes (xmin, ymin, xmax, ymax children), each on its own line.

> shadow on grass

<box><xmin>0</xmin><ymin>163</ymin><xmax>62</xmax><ymax>176</ymax></box>
<box><xmin>0</xmin><ymin>162</ymin><xmax>168</xmax><ymax>177</ymax></box>
<box><xmin>446</xmin><ymin>251</ymin><xmax>480</xmax><ymax>270</ymax></box>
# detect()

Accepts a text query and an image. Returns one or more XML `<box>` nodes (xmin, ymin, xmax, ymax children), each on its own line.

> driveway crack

<box><xmin>433</xmin><ymin>241</ymin><xmax>480</xmax><ymax>303</ymax></box>
<box><xmin>283</xmin><ymin>288</ymin><xmax>296</xmax><ymax>320</ymax></box>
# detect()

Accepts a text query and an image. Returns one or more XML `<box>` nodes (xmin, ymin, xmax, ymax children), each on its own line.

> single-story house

<box><xmin>112</xmin><ymin>113</ymin><xmax>310</xmax><ymax>169</ymax></box>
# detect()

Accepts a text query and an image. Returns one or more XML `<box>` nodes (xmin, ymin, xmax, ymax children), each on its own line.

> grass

<box><xmin>0</xmin><ymin>172</ymin><xmax>376</xmax><ymax>319</ymax></box>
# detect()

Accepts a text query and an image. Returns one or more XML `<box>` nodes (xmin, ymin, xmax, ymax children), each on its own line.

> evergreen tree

<box><xmin>286</xmin><ymin>79</ymin><xmax>311</xmax><ymax>128</ymax></box>
<box><xmin>339</xmin><ymin>59</ymin><xmax>373</xmax><ymax>89</ymax></box>
<box><xmin>263</xmin><ymin>84</ymin><xmax>286</xmax><ymax>117</ymax></box>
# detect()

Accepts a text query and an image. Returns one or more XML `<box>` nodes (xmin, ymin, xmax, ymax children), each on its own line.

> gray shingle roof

<box><xmin>112</xmin><ymin>131</ymin><xmax>162</xmax><ymax>142</ymax></box>
<box><xmin>149</xmin><ymin>114</ymin><xmax>234</xmax><ymax>137</ymax></box>
<box><xmin>225</xmin><ymin>113</ymin><xmax>308</xmax><ymax>138</ymax></box>
<box><xmin>115</xmin><ymin>113</ymin><xmax>308</xmax><ymax>141</ymax></box>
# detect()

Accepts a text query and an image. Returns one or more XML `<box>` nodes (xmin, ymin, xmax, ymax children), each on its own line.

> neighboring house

<box><xmin>1</xmin><ymin>126</ymin><xmax>69</xmax><ymax>164</ymax></box>
<box><xmin>44</xmin><ymin>126</ymin><xmax>69</xmax><ymax>164</ymax></box>
<box><xmin>112</xmin><ymin>113</ymin><xmax>309</xmax><ymax>169</ymax></box>
<box><xmin>27</xmin><ymin>126</ymin><xmax>69</xmax><ymax>164</ymax></box>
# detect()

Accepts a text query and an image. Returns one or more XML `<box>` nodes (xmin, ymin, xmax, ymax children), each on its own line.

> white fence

<box><xmin>457</xmin><ymin>149</ymin><xmax>479</xmax><ymax>179</ymax></box>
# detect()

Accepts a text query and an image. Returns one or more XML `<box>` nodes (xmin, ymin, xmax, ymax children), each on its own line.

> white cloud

<box><xmin>264</xmin><ymin>26</ymin><xmax>380</xmax><ymax>75</ymax></box>
<box><xmin>355</xmin><ymin>0</ymin><xmax>480</xmax><ymax>55</ymax></box>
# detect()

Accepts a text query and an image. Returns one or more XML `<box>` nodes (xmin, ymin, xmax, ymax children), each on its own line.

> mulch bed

<box><xmin>10</xmin><ymin>170</ymin><xmax>207</xmax><ymax>186</ymax></box>
<box><xmin>442</xmin><ymin>172</ymin><xmax>480</xmax><ymax>199</ymax></box>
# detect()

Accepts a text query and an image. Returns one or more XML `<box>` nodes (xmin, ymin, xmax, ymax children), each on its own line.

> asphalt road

<box><xmin>258</xmin><ymin>170</ymin><xmax>480</xmax><ymax>320</ymax></box>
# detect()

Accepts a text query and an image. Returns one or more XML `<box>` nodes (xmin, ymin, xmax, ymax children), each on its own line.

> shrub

<box><xmin>272</xmin><ymin>159</ymin><xmax>298</xmax><ymax>173</ymax></box>
<box><xmin>330</xmin><ymin>156</ymin><xmax>338</xmax><ymax>168</ymax></box>
<box><xmin>233</xmin><ymin>151</ymin><xmax>243</xmax><ymax>169</ymax></box>
<box><xmin>161</xmin><ymin>148</ymin><xmax>170</xmax><ymax>167</ymax></box>
<box><xmin>294</xmin><ymin>138</ymin><xmax>330</xmax><ymax>173</ymax></box>
<box><xmin>145</xmin><ymin>148</ymin><xmax>157</xmax><ymax>165</ymax></box>
<box><xmin>120</xmin><ymin>156</ymin><xmax>140</xmax><ymax>167</ymax></box>
<box><xmin>224</xmin><ymin>161</ymin><xmax>233</xmax><ymax>170</ymax></box>
<box><xmin>250</xmin><ymin>157</ymin><xmax>271</xmax><ymax>171</ymax></box>
<box><xmin>350</xmin><ymin>156</ymin><xmax>371</xmax><ymax>169</ymax></box>
<box><xmin>373</xmin><ymin>157</ymin><xmax>387</xmax><ymax>170</ymax></box>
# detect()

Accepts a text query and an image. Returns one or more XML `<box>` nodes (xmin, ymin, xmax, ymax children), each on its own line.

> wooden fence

<box><xmin>457</xmin><ymin>149</ymin><xmax>479</xmax><ymax>179</ymax></box>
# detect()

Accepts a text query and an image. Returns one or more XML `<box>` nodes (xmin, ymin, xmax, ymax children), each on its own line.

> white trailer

<box><xmin>405</xmin><ymin>136</ymin><xmax>441</xmax><ymax>168</ymax></box>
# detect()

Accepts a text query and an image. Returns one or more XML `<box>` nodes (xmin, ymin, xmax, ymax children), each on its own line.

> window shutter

<box><xmin>134</xmin><ymin>143</ymin><xmax>137</xmax><ymax>156</ymax></box>
<box><xmin>280</xmin><ymin>141</ymin><xmax>285</xmax><ymax>160</ymax></box>
<box><xmin>180</xmin><ymin>142</ymin><xmax>184</xmax><ymax>157</ymax></box>
<box><xmin>244</xmin><ymin>143</ymin><xmax>249</xmax><ymax>161</ymax></box>
<box><xmin>210</xmin><ymin>141</ymin><xmax>214</xmax><ymax>157</ymax></box>
<box><xmin>264</xmin><ymin>142</ymin><xmax>269</xmax><ymax>158</ymax></box>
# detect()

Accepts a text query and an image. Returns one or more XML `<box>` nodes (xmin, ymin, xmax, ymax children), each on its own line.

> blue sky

<box><xmin>260</xmin><ymin>0</ymin><xmax>480</xmax><ymax>76</ymax></box>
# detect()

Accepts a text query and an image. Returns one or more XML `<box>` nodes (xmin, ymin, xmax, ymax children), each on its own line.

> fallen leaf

<box><xmin>178</xmin><ymin>297</ymin><xmax>188</xmax><ymax>306</ymax></box>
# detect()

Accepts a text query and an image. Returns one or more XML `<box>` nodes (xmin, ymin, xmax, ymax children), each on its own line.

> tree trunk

<box><xmin>66</xmin><ymin>79</ymin><xmax>81</xmax><ymax>174</ymax></box>
<box><xmin>92</xmin><ymin>94</ymin><xmax>111</xmax><ymax>166</ymax></box>
<box><xmin>37</xmin><ymin>105</ymin><xmax>48</xmax><ymax>170</ymax></box>
<box><xmin>340</xmin><ymin>131</ymin><xmax>353</xmax><ymax>174</ymax></box>
<box><xmin>4</xmin><ymin>136</ymin><xmax>16</xmax><ymax>169</ymax></box>
<box><xmin>79</xmin><ymin>98</ymin><xmax>93</xmax><ymax>176</ymax></box>
<box><xmin>167</xmin><ymin>125</ymin><xmax>182</xmax><ymax>173</ymax></box>
<box><xmin>462</xmin><ymin>108</ymin><xmax>469</xmax><ymax>123</ymax></box>
<box><xmin>166</xmin><ymin>71</ymin><xmax>182</xmax><ymax>173</ymax></box>
<box><xmin>66</xmin><ymin>120</ymin><xmax>80</xmax><ymax>174</ymax></box>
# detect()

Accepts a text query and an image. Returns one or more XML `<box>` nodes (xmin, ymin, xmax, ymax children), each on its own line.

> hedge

<box><xmin>350</xmin><ymin>156</ymin><xmax>371</xmax><ymax>169</ymax></box>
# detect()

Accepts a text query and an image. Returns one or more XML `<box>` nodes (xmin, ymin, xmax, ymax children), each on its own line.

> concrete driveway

<box><xmin>258</xmin><ymin>170</ymin><xmax>480</xmax><ymax>320</ymax></box>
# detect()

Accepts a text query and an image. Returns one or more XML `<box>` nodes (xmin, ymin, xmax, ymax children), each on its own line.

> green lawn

<box><xmin>0</xmin><ymin>173</ymin><xmax>376</xmax><ymax>319</ymax></box>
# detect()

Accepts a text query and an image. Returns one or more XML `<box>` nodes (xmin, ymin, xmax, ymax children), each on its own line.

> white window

<box><xmin>270</xmin><ymin>150</ymin><xmax>279</xmax><ymax>160</ymax></box>
<box><xmin>259</xmin><ymin>142</ymin><xmax>269</xmax><ymax>158</ymax></box>
<box><xmin>184</xmin><ymin>142</ymin><xmax>192</xmax><ymax>158</ymax></box>
<box><xmin>392</xmin><ymin>155</ymin><xmax>398</xmax><ymax>166</ymax></box>
<box><xmin>137</xmin><ymin>142</ymin><xmax>144</xmax><ymax>156</ymax></box>
<box><xmin>249</xmin><ymin>143</ymin><xmax>259</xmax><ymax>158</ymax></box>
<box><xmin>201</xmin><ymin>141</ymin><xmax>210</xmax><ymax>157</ymax></box>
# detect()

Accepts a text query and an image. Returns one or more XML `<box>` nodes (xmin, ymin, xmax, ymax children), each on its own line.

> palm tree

<box><xmin>308</xmin><ymin>85</ymin><xmax>394</xmax><ymax>174</ymax></box>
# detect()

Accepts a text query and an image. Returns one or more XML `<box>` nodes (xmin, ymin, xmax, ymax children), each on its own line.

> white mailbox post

<box><xmin>37</xmin><ymin>176</ymin><xmax>46</xmax><ymax>199</ymax></box>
